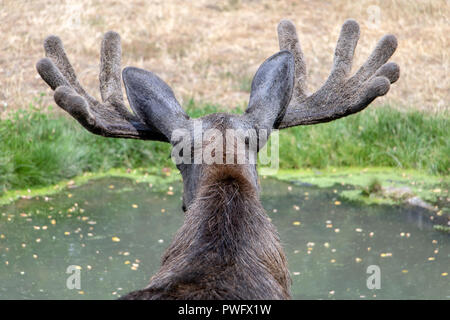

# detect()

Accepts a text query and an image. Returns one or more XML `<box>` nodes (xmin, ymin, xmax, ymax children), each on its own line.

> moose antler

<box><xmin>36</xmin><ymin>32</ymin><xmax>168</xmax><ymax>142</ymax></box>
<box><xmin>276</xmin><ymin>19</ymin><xmax>400</xmax><ymax>128</ymax></box>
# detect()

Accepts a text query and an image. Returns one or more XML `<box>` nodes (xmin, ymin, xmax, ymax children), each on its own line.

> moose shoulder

<box><xmin>36</xmin><ymin>19</ymin><xmax>399</xmax><ymax>300</ymax></box>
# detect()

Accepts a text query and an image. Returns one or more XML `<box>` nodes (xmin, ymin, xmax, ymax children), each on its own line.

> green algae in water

<box><xmin>262</xmin><ymin>167</ymin><xmax>449</xmax><ymax>206</ymax></box>
<box><xmin>0</xmin><ymin>177</ymin><xmax>448</xmax><ymax>299</ymax></box>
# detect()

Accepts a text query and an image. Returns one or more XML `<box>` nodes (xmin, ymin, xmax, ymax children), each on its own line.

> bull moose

<box><xmin>36</xmin><ymin>19</ymin><xmax>399</xmax><ymax>299</ymax></box>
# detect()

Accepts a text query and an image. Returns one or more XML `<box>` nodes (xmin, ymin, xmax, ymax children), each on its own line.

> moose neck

<box><xmin>191</xmin><ymin>165</ymin><xmax>265</xmax><ymax>256</ymax></box>
<box><xmin>123</xmin><ymin>165</ymin><xmax>291</xmax><ymax>299</ymax></box>
<box><xmin>164</xmin><ymin>165</ymin><xmax>289</xmax><ymax>294</ymax></box>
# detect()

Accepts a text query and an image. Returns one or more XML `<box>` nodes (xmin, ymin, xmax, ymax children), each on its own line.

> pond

<box><xmin>0</xmin><ymin>177</ymin><xmax>448</xmax><ymax>299</ymax></box>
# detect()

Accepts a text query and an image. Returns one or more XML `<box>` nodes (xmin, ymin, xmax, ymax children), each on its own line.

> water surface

<box><xmin>0</xmin><ymin>177</ymin><xmax>448</xmax><ymax>299</ymax></box>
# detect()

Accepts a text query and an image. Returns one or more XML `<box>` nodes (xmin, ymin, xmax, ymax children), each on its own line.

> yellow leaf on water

<box><xmin>112</xmin><ymin>236</ymin><xmax>120</xmax><ymax>242</ymax></box>
<box><xmin>292</xmin><ymin>221</ymin><xmax>301</xmax><ymax>226</ymax></box>
<box><xmin>132</xmin><ymin>204</ymin><xmax>138</xmax><ymax>208</ymax></box>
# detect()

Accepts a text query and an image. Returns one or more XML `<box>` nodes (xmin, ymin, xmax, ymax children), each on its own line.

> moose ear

<box><xmin>245</xmin><ymin>51</ymin><xmax>295</xmax><ymax>132</ymax></box>
<box><xmin>122</xmin><ymin>67</ymin><xmax>190</xmax><ymax>140</ymax></box>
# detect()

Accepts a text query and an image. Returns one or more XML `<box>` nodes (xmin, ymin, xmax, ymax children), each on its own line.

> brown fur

<box><xmin>120</xmin><ymin>165</ymin><xmax>290</xmax><ymax>300</ymax></box>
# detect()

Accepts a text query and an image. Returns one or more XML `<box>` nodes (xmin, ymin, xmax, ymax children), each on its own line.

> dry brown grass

<box><xmin>0</xmin><ymin>0</ymin><xmax>448</xmax><ymax>118</ymax></box>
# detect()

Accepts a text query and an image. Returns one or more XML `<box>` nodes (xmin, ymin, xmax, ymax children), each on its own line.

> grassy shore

<box><xmin>0</xmin><ymin>101</ymin><xmax>448</xmax><ymax>197</ymax></box>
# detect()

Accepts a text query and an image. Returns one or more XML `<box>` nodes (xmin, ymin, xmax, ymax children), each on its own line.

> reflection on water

<box><xmin>0</xmin><ymin>177</ymin><xmax>448</xmax><ymax>299</ymax></box>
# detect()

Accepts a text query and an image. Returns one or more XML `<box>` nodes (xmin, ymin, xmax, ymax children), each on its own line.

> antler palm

<box><xmin>277</xmin><ymin>19</ymin><xmax>399</xmax><ymax>128</ymax></box>
<box><xmin>36</xmin><ymin>32</ymin><xmax>167</xmax><ymax>141</ymax></box>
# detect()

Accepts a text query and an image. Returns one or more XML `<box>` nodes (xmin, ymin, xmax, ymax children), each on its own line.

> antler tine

<box><xmin>328</xmin><ymin>19</ymin><xmax>360</xmax><ymax>82</ymax></box>
<box><xmin>278</xmin><ymin>20</ymin><xmax>307</xmax><ymax>101</ymax></box>
<box><xmin>351</xmin><ymin>34</ymin><xmax>399</xmax><ymax>84</ymax></box>
<box><xmin>99</xmin><ymin>31</ymin><xmax>124</xmax><ymax>106</ymax></box>
<box><xmin>36</xmin><ymin>32</ymin><xmax>168</xmax><ymax>142</ymax></box>
<box><xmin>42</xmin><ymin>35</ymin><xmax>96</xmax><ymax>105</ymax></box>
<box><xmin>275</xmin><ymin>19</ymin><xmax>400</xmax><ymax>129</ymax></box>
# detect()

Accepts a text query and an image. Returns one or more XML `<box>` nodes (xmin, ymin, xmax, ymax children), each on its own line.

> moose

<box><xmin>36</xmin><ymin>19</ymin><xmax>399</xmax><ymax>299</ymax></box>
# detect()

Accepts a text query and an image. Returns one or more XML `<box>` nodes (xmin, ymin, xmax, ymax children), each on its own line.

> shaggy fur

<box><xmin>120</xmin><ymin>165</ymin><xmax>290</xmax><ymax>300</ymax></box>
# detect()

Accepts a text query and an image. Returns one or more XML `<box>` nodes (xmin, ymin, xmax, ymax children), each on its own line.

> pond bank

<box><xmin>0</xmin><ymin>168</ymin><xmax>180</xmax><ymax>206</ymax></box>
<box><xmin>2</xmin><ymin>167</ymin><xmax>448</xmax><ymax>230</ymax></box>
<box><xmin>1</xmin><ymin>104</ymin><xmax>448</xmax><ymax>197</ymax></box>
<box><xmin>261</xmin><ymin>167</ymin><xmax>449</xmax><ymax>231</ymax></box>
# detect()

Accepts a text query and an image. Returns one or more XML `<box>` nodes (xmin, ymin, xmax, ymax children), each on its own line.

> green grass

<box><xmin>0</xmin><ymin>98</ymin><xmax>448</xmax><ymax>196</ymax></box>
<box><xmin>278</xmin><ymin>105</ymin><xmax>449</xmax><ymax>174</ymax></box>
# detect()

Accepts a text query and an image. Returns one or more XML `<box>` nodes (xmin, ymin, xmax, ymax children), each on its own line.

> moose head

<box><xmin>37</xmin><ymin>19</ymin><xmax>399</xmax><ymax>299</ymax></box>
